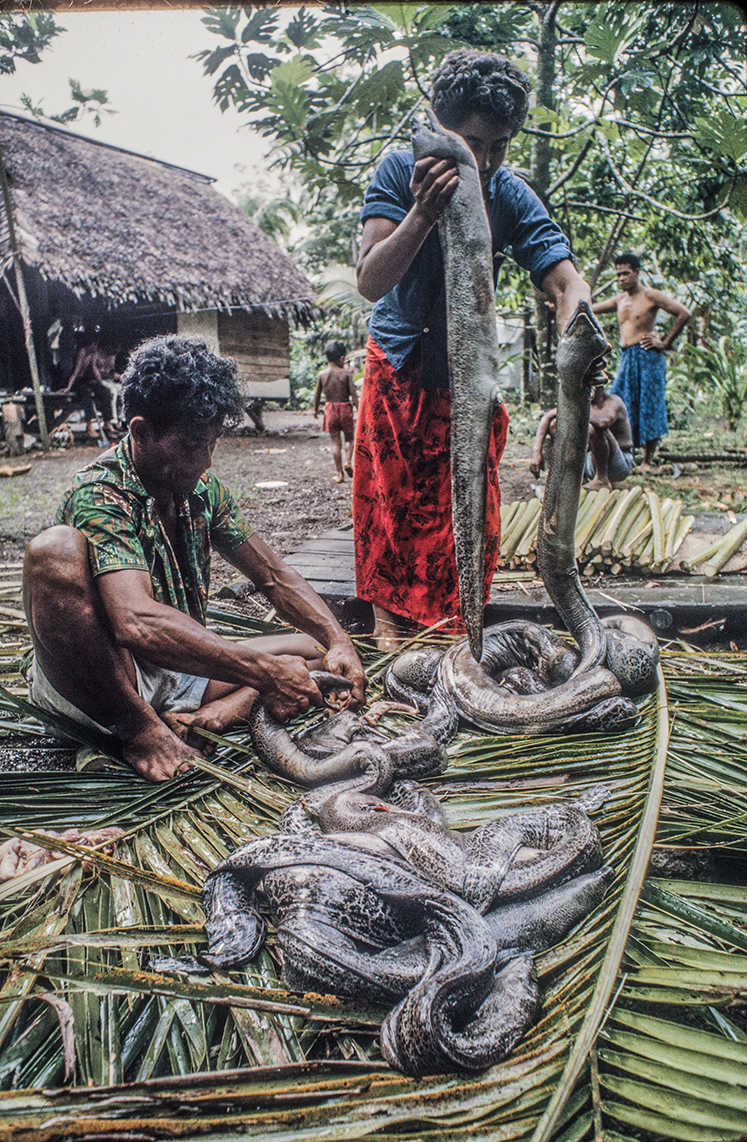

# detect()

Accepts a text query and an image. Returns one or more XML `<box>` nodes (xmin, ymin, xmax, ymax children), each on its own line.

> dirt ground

<box><xmin>1</xmin><ymin>406</ymin><xmax>743</xmax><ymax>595</ymax></box>
<box><xmin>0</xmin><ymin>408</ymin><xmax>535</xmax><ymax>591</ymax></box>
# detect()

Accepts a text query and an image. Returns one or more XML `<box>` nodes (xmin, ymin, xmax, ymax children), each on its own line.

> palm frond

<box><xmin>0</xmin><ymin>605</ymin><xmax>744</xmax><ymax>1139</ymax></box>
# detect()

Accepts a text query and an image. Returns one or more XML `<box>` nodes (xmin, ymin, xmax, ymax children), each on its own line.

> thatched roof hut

<box><xmin>0</xmin><ymin>109</ymin><xmax>316</xmax><ymax>401</ymax></box>
<box><xmin>0</xmin><ymin>108</ymin><xmax>315</xmax><ymax>321</ymax></box>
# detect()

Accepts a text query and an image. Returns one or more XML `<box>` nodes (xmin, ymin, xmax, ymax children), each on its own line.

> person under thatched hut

<box><xmin>23</xmin><ymin>335</ymin><xmax>365</xmax><ymax>782</ymax></box>
<box><xmin>61</xmin><ymin>327</ymin><xmax>121</xmax><ymax>443</ymax></box>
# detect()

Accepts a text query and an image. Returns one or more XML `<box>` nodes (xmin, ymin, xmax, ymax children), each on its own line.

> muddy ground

<box><xmin>0</xmin><ymin>407</ymin><xmax>535</xmax><ymax>593</ymax></box>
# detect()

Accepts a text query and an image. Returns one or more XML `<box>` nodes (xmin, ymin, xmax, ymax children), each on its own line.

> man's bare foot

<box><xmin>333</xmin><ymin>472</ymin><xmax>344</xmax><ymax>483</ymax></box>
<box><xmin>371</xmin><ymin>605</ymin><xmax>405</xmax><ymax>654</ymax></box>
<box><xmin>163</xmin><ymin>686</ymin><xmax>259</xmax><ymax>750</ymax></box>
<box><xmin>583</xmin><ymin>476</ymin><xmax>611</xmax><ymax>490</ymax></box>
<box><xmin>639</xmin><ymin>461</ymin><xmax>656</xmax><ymax>473</ymax></box>
<box><xmin>121</xmin><ymin>716</ymin><xmax>203</xmax><ymax>782</ymax></box>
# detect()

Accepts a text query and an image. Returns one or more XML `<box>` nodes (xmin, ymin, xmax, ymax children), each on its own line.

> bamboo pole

<box><xmin>614</xmin><ymin>496</ymin><xmax>649</xmax><ymax>553</ymax></box>
<box><xmin>701</xmin><ymin>516</ymin><xmax>747</xmax><ymax>577</ymax></box>
<box><xmin>662</xmin><ymin>499</ymin><xmax>683</xmax><ymax>565</ymax></box>
<box><xmin>682</xmin><ymin>531</ymin><xmax>729</xmax><ymax>572</ymax></box>
<box><xmin>651</xmin><ymin>498</ymin><xmax>677</xmax><ymax>573</ymax></box>
<box><xmin>670</xmin><ymin>514</ymin><xmax>696</xmax><ymax>571</ymax></box>
<box><xmin>574</xmin><ymin>489</ymin><xmax>614</xmax><ymax>556</ymax></box>
<box><xmin>621</xmin><ymin>517</ymin><xmax>653</xmax><ymax>562</ymax></box>
<box><xmin>646</xmin><ymin>490</ymin><xmax>665</xmax><ymax>566</ymax></box>
<box><xmin>0</xmin><ymin>144</ymin><xmax>48</xmax><ymax>449</ymax></box>
<box><xmin>599</xmin><ymin>486</ymin><xmax>644</xmax><ymax>557</ymax></box>
<box><xmin>502</xmin><ymin>500</ymin><xmax>541</xmax><ymax>562</ymax></box>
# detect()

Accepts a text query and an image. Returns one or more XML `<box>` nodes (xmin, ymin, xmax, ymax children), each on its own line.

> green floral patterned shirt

<box><xmin>55</xmin><ymin>438</ymin><xmax>252</xmax><ymax>624</ymax></box>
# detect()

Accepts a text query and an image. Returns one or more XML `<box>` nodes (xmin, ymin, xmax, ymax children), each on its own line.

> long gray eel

<box><xmin>540</xmin><ymin>301</ymin><xmax>611</xmax><ymax>675</ymax></box>
<box><xmin>412</xmin><ymin>111</ymin><xmax>503</xmax><ymax>663</ymax></box>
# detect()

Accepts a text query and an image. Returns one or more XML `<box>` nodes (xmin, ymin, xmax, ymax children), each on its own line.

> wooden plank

<box><xmin>290</xmin><ymin>540</ymin><xmax>356</xmax><ymax>555</ymax></box>
<box><xmin>286</xmin><ymin>562</ymin><xmax>354</xmax><ymax>582</ymax></box>
<box><xmin>293</xmin><ymin>579</ymin><xmax>357</xmax><ymax>598</ymax></box>
<box><xmin>288</xmin><ymin>545</ymin><xmax>355</xmax><ymax>560</ymax></box>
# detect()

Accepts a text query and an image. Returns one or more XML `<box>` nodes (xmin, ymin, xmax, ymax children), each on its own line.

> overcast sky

<box><xmin>1</xmin><ymin>9</ymin><xmax>279</xmax><ymax>200</ymax></box>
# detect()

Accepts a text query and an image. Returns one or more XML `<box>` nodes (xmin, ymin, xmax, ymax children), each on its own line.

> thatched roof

<box><xmin>0</xmin><ymin>109</ymin><xmax>317</xmax><ymax>323</ymax></box>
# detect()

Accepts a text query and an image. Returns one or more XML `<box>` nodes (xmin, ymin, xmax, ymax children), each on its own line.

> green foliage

<box><xmin>671</xmin><ymin>331</ymin><xmax>747</xmax><ymax>432</ymax></box>
<box><xmin>236</xmin><ymin>185</ymin><xmax>301</xmax><ymax>249</ymax></box>
<box><xmin>695</xmin><ymin>106</ymin><xmax>747</xmax><ymax>165</ymax></box>
<box><xmin>288</xmin><ymin>335</ymin><xmax>317</xmax><ymax>409</ymax></box>
<box><xmin>23</xmin><ymin>78</ymin><xmax>115</xmax><ymax>129</ymax></box>
<box><xmin>197</xmin><ymin>2</ymin><xmax>746</xmax><ymax>363</ymax></box>
<box><xmin>0</xmin><ymin>13</ymin><xmax>113</xmax><ymax>129</ymax></box>
<box><xmin>0</xmin><ymin>12</ymin><xmax>60</xmax><ymax>75</ymax></box>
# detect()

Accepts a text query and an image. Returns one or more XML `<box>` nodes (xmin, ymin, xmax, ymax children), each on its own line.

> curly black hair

<box><xmin>615</xmin><ymin>252</ymin><xmax>642</xmax><ymax>272</ymax></box>
<box><xmin>431</xmin><ymin>49</ymin><xmax>531</xmax><ymax>135</ymax></box>
<box><xmin>325</xmin><ymin>339</ymin><xmax>347</xmax><ymax>363</ymax></box>
<box><xmin>121</xmin><ymin>334</ymin><xmax>243</xmax><ymax>438</ymax></box>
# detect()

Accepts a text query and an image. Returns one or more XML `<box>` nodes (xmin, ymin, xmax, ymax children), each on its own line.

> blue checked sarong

<box><xmin>610</xmin><ymin>343</ymin><xmax>667</xmax><ymax>447</ymax></box>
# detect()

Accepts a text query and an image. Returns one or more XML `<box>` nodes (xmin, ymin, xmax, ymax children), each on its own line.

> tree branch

<box><xmin>547</xmin><ymin>136</ymin><xmax>593</xmax><ymax>196</ymax></box>
<box><xmin>564</xmin><ymin>201</ymin><xmax>645</xmax><ymax>221</ymax></box>
<box><xmin>597</xmin><ymin>132</ymin><xmax>738</xmax><ymax>221</ymax></box>
<box><xmin>407</xmin><ymin>45</ymin><xmax>429</xmax><ymax>100</ymax></box>
<box><xmin>522</xmin><ymin>118</ymin><xmax>596</xmax><ymax>139</ymax></box>
<box><xmin>611</xmin><ymin>118</ymin><xmax>693</xmax><ymax>140</ymax></box>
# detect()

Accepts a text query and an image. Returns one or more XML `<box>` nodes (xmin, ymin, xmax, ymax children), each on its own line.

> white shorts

<box><xmin>28</xmin><ymin>655</ymin><xmax>210</xmax><ymax>738</ymax></box>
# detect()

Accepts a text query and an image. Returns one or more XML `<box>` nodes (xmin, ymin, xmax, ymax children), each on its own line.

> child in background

<box><xmin>314</xmin><ymin>340</ymin><xmax>358</xmax><ymax>483</ymax></box>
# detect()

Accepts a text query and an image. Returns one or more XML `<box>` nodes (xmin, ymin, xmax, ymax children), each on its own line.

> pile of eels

<box><xmin>177</xmin><ymin>113</ymin><xmax>660</xmax><ymax>1077</ymax></box>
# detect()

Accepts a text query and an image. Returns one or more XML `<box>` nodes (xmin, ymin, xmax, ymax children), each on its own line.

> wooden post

<box><xmin>1</xmin><ymin>401</ymin><xmax>24</xmax><ymax>455</ymax></box>
<box><xmin>0</xmin><ymin>145</ymin><xmax>49</xmax><ymax>449</ymax></box>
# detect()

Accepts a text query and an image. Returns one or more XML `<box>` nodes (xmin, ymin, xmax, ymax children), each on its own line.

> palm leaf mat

<box><xmin>0</xmin><ymin>599</ymin><xmax>744</xmax><ymax>1141</ymax></box>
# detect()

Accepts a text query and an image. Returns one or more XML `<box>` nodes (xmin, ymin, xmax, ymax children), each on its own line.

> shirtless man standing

<box><xmin>530</xmin><ymin>383</ymin><xmax>634</xmax><ymax>490</ymax></box>
<box><xmin>592</xmin><ymin>253</ymin><xmax>691</xmax><ymax>469</ymax></box>
<box><xmin>314</xmin><ymin>340</ymin><xmax>358</xmax><ymax>483</ymax></box>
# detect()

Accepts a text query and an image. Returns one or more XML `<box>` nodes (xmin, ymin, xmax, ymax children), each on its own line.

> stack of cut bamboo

<box><xmin>498</xmin><ymin>486</ymin><xmax>695</xmax><ymax>576</ymax></box>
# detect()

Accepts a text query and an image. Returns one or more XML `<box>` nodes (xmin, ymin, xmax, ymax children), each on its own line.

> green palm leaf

<box><xmin>0</xmin><ymin>609</ymin><xmax>744</xmax><ymax>1139</ymax></box>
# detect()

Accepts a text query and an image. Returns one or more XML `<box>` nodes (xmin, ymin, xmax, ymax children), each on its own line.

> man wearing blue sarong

<box><xmin>593</xmin><ymin>253</ymin><xmax>691</xmax><ymax>469</ymax></box>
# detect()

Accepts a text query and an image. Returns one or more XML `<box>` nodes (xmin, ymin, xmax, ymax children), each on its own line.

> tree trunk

<box><xmin>530</xmin><ymin>1</ymin><xmax>559</xmax><ymax>407</ymax></box>
<box><xmin>0</xmin><ymin>147</ymin><xmax>49</xmax><ymax>449</ymax></box>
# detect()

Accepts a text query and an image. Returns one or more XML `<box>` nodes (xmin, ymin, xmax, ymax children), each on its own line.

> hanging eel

<box><xmin>385</xmin><ymin>302</ymin><xmax>660</xmax><ymax>735</ymax></box>
<box><xmin>412</xmin><ymin>110</ymin><xmax>504</xmax><ymax>663</ymax></box>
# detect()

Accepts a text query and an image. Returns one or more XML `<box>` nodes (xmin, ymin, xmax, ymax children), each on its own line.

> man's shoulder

<box><xmin>368</xmin><ymin>149</ymin><xmax>414</xmax><ymax>190</ymax></box>
<box><xmin>639</xmin><ymin>284</ymin><xmax>673</xmax><ymax>306</ymax></box>
<box><xmin>378</xmin><ymin>148</ymin><xmax>414</xmax><ymax>171</ymax></box>
<box><xmin>68</xmin><ymin>444</ymin><xmax>131</xmax><ymax>498</ymax></box>
<box><xmin>490</xmin><ymin>167</ymin><xmax>537</xmax><ymax>205</ymax></box>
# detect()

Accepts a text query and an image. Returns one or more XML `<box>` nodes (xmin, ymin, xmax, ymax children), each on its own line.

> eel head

<box><xmin>556</xmin><ymin>300</ymin><xmax>611</xmax><ymax>391</ymax></box>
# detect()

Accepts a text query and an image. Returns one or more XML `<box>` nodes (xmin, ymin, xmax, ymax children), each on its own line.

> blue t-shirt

<box><xmin>360</xmin><ymin>150</ymin><xmax>572</xmax><ymax>384</ymax></box>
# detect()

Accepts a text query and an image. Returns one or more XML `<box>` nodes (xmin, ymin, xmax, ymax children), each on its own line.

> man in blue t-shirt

<box><xmin>353</xmin><ymin>48</ymin><xmax>597</xmax><ymax>651</ymax></box>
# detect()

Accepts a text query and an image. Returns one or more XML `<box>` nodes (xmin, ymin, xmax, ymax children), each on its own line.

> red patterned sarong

<box><xmin>323</xmin><ymin>400</ymin><xmax>355</xmax><ymax>436</ymax></box>
<box><xmin>353</xmin><ymin>337</ymin><xmax>509</xmax><ymax>631</ymax></box>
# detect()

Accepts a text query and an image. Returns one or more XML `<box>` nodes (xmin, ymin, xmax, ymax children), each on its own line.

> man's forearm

<box><xmin>111</xmin><ymin>599</ymin><xmax>280</xmax><ymax>690</ymax></box>
<box><xmin>357</xmin><ymin>207</ymin><xmax>435</xmax><ymax>302</ymax></box>
<box><xmin>262</xmin><ymin>561</ymin><xmax>352</xmax><ymax>653</ymax></box>
<box><xmin>540</xmin><ymin>260</ymin><xmax>592</xmax><ymax>333</ymax></box>
<box><xmin>662</xmin><ymin>311</ymin><xmax>690</xmax><ymax>348</ymax></box>
<box><xmin>228</xmin><ymin>538</ymin><xmax>352</xmax><ymax>655</ymax></box>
